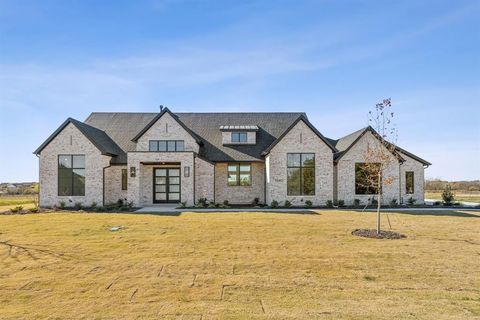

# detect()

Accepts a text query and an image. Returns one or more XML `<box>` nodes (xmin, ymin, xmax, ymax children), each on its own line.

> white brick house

<box><xmin>34</xmin><ymin>108</ymin><xmax>431</xmax><ymax>208</ymax></box>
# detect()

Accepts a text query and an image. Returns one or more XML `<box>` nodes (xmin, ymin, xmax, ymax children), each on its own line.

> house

<box><xmin>33</xmin><ymin>108</ymin><xmax>431</xmax><ymax>208</ymax></box>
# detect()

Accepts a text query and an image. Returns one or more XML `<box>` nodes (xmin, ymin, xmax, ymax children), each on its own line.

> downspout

<box><xmin>103</xmin><ymin>164</ymin><xmax>111</xmax><ymax>207</ymax></box>
<box><xmin>36</xmin><ymin>154</ymin><xmax>41</xmax><ymax>208</ymax></box>
<box><xmin>264</xmin><ymin>159</ymin><xmax>267</xmax><ymax>205</ymax></box>
<box><xmin>213</xmin><ymin>164</ymin><xmax>216</xmax><ymax>204</ymax></box>
<box><xmin>193</xmin><ymin>154</ymin><xmax>196</xmax><ymax>205</ymax></box>
<box><xmin>398</xmin><ymin>162</ymin><xmax>402</xmax><ymax>204</ymax></box>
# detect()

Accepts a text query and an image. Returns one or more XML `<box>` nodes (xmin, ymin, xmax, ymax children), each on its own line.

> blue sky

<box><xmin>0</xmin><ymin>0</ymin><xmax>479</xmax><ymax>182</ymax></box>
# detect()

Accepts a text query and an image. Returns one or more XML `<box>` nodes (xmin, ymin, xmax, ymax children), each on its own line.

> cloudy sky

<box><xmin>0</xmin><ymin>0</ymin><xmax>479</xmax><ymax>182</ymax></box>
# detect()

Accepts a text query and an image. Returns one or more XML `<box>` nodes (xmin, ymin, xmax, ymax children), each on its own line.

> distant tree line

<box><xmin>0</xmin><ymin>183</ymin><xmax>39</xmax><ymax>195</ymax></box>
<box><xmin>426</xmin><ymin>179</ymin><xmax>480</xmax><ymax>192</ymax></box>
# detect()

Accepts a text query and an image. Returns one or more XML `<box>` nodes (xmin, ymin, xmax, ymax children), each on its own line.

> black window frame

<box><xmin>405</xmin><ymin>171</ymin><xmax>414</xmax><ymax>194</ymax></box>
<box><xmin>58</xmin><ymin>154</ymin><xmax>85</xmax><ymax>196</ymax></box>
<box><xmin>122</xmin><ymin>168</ymin><xmax>128</xmax><ymax>191</ymax></box>
<box><xmin>227</xmin><ymin>163</ymin><xmax>252</xmax><ymax>186</ymax></box>
<box><xmin>148</xmin><ymin>140</ymin><xmax>185</xmax><ymax>152</ymax></box>
<box><xmin>287</xmin><ymin>153</ymin><xmax>316</xmax><ymax>196</ymax></box>
<box><xmin>231</xmin><ymin>132</ymin><xmax>247</xmax><ymax>143</ymax></box>
<box><xmin>355</xmin><ymin>162</ymin><xmax>382</xmax><ymax>195</ymax></box>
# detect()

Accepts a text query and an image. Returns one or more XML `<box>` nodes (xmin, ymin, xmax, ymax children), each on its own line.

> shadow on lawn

<box><xmin>392</xmin><ymin>210</ymin><xmax>480</xmax><ymax>218</ymax></box>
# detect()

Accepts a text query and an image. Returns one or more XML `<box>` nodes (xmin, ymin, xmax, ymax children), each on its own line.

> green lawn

<box><xmin>1</xmin><ymin>210</ymin><xmax>479</xmax><ymax>319</ymax></box>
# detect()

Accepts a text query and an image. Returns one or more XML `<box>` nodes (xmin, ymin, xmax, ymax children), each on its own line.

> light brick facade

<box><xmin>265</xmin><ymin>120</ymin><xmax>334</xmax><ymax>206</ymax></box>
<box><xmin>36</xmin><ymin>112</ymin><xmax>428</xmax><ymax>208</ymax></box>
<box><xmin>336</xmin><ymin>131</ymin><xmax>398</xmax><ymax>206</ymax></box>
<box><xmin>38</xmin><ymin>123</ymin><xmax>111</xmax><ymax>208</ymax></box>
<box><xmin>214</xmin><ymin>162</ymin><xmax>265</xmax><ymax>205</ymax></box>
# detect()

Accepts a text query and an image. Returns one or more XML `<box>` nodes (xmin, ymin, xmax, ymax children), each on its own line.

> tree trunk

<box><xmin>376</xmin><ymin>173</ymin><xmax>382</xmax><ymax>234</ymax></box>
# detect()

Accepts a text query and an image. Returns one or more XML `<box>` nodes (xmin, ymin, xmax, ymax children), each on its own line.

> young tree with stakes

<box><xmin>359</xmin><ymin>98</ymin><xmax>398</xmax><ymax>234</ymax></box>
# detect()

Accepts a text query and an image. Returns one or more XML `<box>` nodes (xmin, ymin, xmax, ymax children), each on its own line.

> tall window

<box><xmin>58</xmin><ymin>155</ymin><xmax>85</xmax><ymax>196</ymax></box>
<box><xmin>406</xmin><ymin>171</ymin><xmax>414</xmax><ymax>194</ymax></box>
<box><xmin>231</xmin><ymin>132</ymin><xmax>247</xmax><ymax>143</ymax></box>
<box><xmin>287</xmin><ymin>153</ymin><xmax>315</xmax><ymax>195</ymax></box>
<box><xmin>228</xmin><ymin>163</ymin><xmax>251</xmax><ymax>186</ymax></box>
<box><xmin>122</xmin><ymin>169</ymin><xmax>128</xmax><ymax>190</ymax></box>
<box><xmin>149</xmin><ymin>140</ymin><xmax>185</xmax><ymax>152</ymax></box>
<box><xmin>355</xmin><ymin>163</ymin><xmax>381</xmax><ymax>195</ymax></box>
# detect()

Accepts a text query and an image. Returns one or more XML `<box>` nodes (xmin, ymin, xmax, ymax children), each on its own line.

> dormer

<box><xmin>220</xmin><ymin>125</ymin><xmax>258</xmax><ymax>145</ymax></box>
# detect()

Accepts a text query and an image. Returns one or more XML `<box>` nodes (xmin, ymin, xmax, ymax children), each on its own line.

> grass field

<box><xmin>0</xmin><ymin>194</ymin><xmax>37</xmax><ymax>212</ymax></box>
<box><xmin>426</xmin><ymin>191</ymin><xmax>480</xmax><ymax>203</ymax></box>
<box><xmin>1</xmin><ymin>210</ymin><xmax>479</xmax><ymax>319</ymax></box>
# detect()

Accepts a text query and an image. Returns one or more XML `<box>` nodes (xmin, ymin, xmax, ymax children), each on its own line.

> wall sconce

<box><xmin>184</xmin><ymin>166</ymin><xmax>190</xmax><ymax>177</ymax></box>
<box><xmin>130</xmin><ymin>167</ymin><xmax>136</xmax><ymax>178</ymax></box>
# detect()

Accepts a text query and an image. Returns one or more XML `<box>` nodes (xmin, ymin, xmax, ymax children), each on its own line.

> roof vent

<box><xmin>160</xmin><ymin>105</ymin><xmax>164</xmax><ymax>112</ymax></box>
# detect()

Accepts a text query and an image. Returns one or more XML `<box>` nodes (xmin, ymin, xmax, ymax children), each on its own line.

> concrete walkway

<box><xmin>135</xmin><ymin>206</ymin><xmax>480</xmax><ymax>214</ymax></box>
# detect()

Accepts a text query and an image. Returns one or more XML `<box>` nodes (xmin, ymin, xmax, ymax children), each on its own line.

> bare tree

<box><xmin>357</xmin><ymin>98</ymin><xmax>398</xmax><ymax>234</ymax></box>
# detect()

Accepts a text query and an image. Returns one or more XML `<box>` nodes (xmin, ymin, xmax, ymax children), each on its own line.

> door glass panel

<box><xmin>169</xmin><ymin>193</ymin><xmax>180</xmax><ymax>200</ymax></box>
<box><xmin>169</xmin><ymin>177</ymin><xmax>180</xmax><ymax>185</ymax></box>
<box><xmin>156</xmin><ymin>169</ymin><xmax>167</xmax><ymax>177</ymax></box>
<box><xmin>156</xmin><ymin>193</ymin><xmax>167</xmax><ymax>200</ymax></box>
<box><xmin>156</xmin><ymin>177</ymin><xmax>167</xmax><ymax>185</ymax></box>
<box><xmin>155</xmin><ymin>185</ymin><xmax>166</xmax><ymax>193</ymax></box>
<box><xmin>169</xmin><ymin>185</ymin><xmax>180</xmax><ymax>192</ymax></box>
<box><xmin>169</xmin><ymin>169</ymin><xmax>180</xmax><ymax>177</ymax></box>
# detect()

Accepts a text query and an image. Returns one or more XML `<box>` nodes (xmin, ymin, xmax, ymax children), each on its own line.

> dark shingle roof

<box><xmin>84</xmin><ymin>111</ymin><xmax>307</xmax><ymax>162</ymax></box>
<box><xmin>34</xmin><ymin>118</ymin><xmax>124</xmax><ymax>161</ymax></box>
<box><xmin>328</xmin><ymin>126</ymin><xmax>431</xmax><ymax>166</ymax></box>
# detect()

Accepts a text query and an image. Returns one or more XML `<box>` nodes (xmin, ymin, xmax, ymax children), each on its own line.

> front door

<box><xmin>153</xmin><ymin>168</ymin><xmax>181</xmax><ymax>203</ymax></box>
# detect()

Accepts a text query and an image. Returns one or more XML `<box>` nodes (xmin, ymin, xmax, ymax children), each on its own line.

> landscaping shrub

<box><xmin>371</xmin><ymin>198</ymin><xmax>378</xmax><ymax>206</ymax></box>
<box><xmin>59</xmin><ymin>201</ymin><xmax>66</xmax><ymax>209</ymax></box>
<box><xmin>10</xmin><ymin>206</ymin><xmax>23</xmax><ymax>213</ymax></box>
<box><xmin>223</xmin><ymin>200</ymin><xmax>229</xmax><ymax>207</ymax></box>
<box><xmin>197</xmin><ymin>198</ymin><xmax>208</xmax><ymax>208</ymax></box>
<box><xmin>270</xmin><ymin>200</ymin><xmax>279</xmax><ymax>208</ymax></box>
<box><xmin>338</xmin><ymin>200</ymin><xmax>345</xmax><ymax>207</ymax></box>
<box><xmin>389</xmin><ymin>199</ymin><xmax>398</xmax><ymax>208</ymax></box>
<box><xmin>252</xmin><ymin>197</ymin><xmax>260</xmax><ymax>206</ymax></box>
<box><xmin>179</xmin><ymin>201</ymin><xmax>187</xmax><ymax>208</ymax></box>
<box><xmin>28</xmin><ymin>207</ymin><xmax>39</xmax><ymax>213</ymax></box>
<box><xmin>407</xmin><ymin>197</ymin><xmax>416</xmax><ymax>206</ymax></box>
<box><xmin>353</xmin><ymin>199</ymin><xmax>361</xmax><ymax>207</ymax></box>
<box><xmin>442</xmin><ymin>185</ymin><xmax>455</xmax><ymax>206</ymax></box>
<box><xmin>326</xmin><ymin>200</ymin><xmax>333</xmax><ymax>208</ymax></box>
<box><xmin>74</xmin><ymin>202</ymin><xmax>82</xmax><ymax>210</ymax></box>
<box><xmin>284</xmin><ymin>200</ymin><xmax>292</xmax><ymax>208</ymax></box>
<box><xmin>433</xmin><ymin>201</ymin><xmax>442</xmax><ymax>206</ymax></box>
<box><xmin>208</xmin><ymin>203</ymin><xmax>216</xmax><ymax>208</ymax></box>
<box><xmin>90</xmin><ymin>202</ymin><xmax>98</xmax><ymax>210</ymax></box>
<box><xmin>305</xmin><ymin>200</ymin><xmax>313</xmax><ymax>208</ymax></box>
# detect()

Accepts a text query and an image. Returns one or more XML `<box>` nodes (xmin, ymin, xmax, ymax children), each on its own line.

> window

<box><xmin>406</xmin><ymin>171</ymin><xmax>414</xmax><ymax>194</ymax></box>
<box><xmin>58</xmin><ymin>155</ymin><xmax>85</xmax><ymax>196</ymax></box>
<box><xmin>231</xmin><ymin>132</ymin><xmax>247</xmax><ymax>143</ymax></box>
<box><xmin>228</xmin><ymin>163</ymin><xmax>251</xmax><ymax>186</ymax></box>
<box><xmin>287</xmin><ymin>153</ymin><xmax>315</xmax><ymax>195</ymax></box>
<box><xmin>355</xmin><ymin>163</ymin><xmax>381</xmax><ymax>195</ymax></box>
<box><xmin>122</xmin><ymin>169</ymin><xmax>128</xmax><ymax>190</ymax></box>
<box><xmin>149</xmin><ymin>140</ymin><xmax>185</xmax><ymax>152</ymax></box>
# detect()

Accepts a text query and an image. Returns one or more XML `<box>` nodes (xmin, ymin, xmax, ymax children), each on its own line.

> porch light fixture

<box><xmin>130</xmin><ymin>166</ymin><xmax>136</xmax><ymax>178</ymax></box>
<box><xmin>184</xmin><ymin>166</ymin><xmax>190</xmax><ymax>177</ymax></box>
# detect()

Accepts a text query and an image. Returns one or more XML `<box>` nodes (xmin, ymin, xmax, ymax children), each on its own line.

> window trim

<box><xmin>227</xmin><ymin>163</ymin><xmax>252</xmax><ymax>186</ymax></box>
<box><xmin>231</xmin><ymin>132</ymin><xmax>248</xmax><ymax>143</ymax></box>
<box><xmin>148</xmin><ymin>140</ymin><xmax>185</xmax><ymax>152</ymax></box>
<box><xmin>121</xmin><ymin>168</ymin><xmax>128</xmax><ymax>191</ymax></box>
<box><xmin>286</xmin><ymin>153</ymin><xmax>316</xmax><ymax>196</ymax></box>
<box><xmin>405</xmin><ymin>171</ymin><xmax>414</xmax><ymax>194</ymax></box>
<box><xmin>58</xmin><ymin>154</ymin><xmax>86</xmax><ymax>196</ymax></box>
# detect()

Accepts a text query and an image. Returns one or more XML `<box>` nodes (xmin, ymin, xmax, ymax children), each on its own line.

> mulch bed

<box><xmin>352</xmin><ymin>228</ymin><xmax>406</xmax><ymax>239</ymax></box>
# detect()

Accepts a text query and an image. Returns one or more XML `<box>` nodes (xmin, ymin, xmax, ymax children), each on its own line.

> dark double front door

<box><xmin>153</xmin><ymin>168</ymin><xmax>181</xmax><ymax>203</ymax></box>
